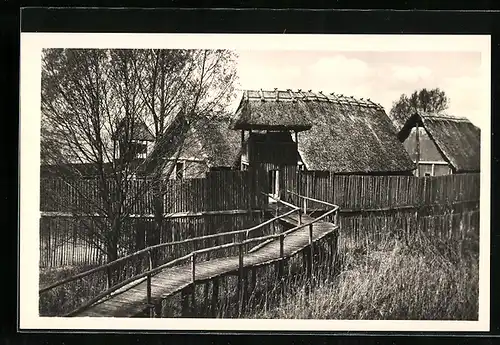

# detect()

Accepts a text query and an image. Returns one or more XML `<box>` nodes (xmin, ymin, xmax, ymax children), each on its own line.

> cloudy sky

<box><xmin>233</xmin><ymin>50</ymin><xmax>486</xmax><ymax>128</ymax></box>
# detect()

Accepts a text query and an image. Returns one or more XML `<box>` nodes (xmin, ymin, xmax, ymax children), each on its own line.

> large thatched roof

<box><xmin>184</xmin><ymin>116</ymin><xmax>241</xmax><ymax>168</ymax></box>
<box><xmin>398</xmin><ymin>112</ymin><xmax>481</xmax><ymax>172</ymax></box>
<box><xmin>232</xmin><ymin>89</ymin><xmax>316</xmax><ymax>131</ymax></box>
<box><xmin>233</xmin><ymin>89</ymin><xmax>415</xmax><ymax>174</ymax></box>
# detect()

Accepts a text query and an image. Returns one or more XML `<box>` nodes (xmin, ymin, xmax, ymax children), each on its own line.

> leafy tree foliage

<box><xmin>389</xmin><ymin>88</ymin><xmax>449</xmax><ymax>131</ymax></box>
<box><xmin>41</xmin><ymin>48</ymin><xmax>238</xmax><ymax>263</ymax></box>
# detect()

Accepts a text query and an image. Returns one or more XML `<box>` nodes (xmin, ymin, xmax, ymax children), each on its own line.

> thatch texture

<box><xmin>233</xmin><ymin>89</ymin><xmax>415</xmax><ymax>174</ymax></box>
<box><xmin>113</xmin><ymin>119</ymin><xmax>155</xmax><ymax>142</ymax></box>
<box><xmin>398</xmin><ymin>112</ymin><xmax>481</xmax><ymax>172</ymax></box>
<box><xmin>232</xmin><ymin>89</ymin><xmax>318</xmax><ymax>131</ymax></box>
<box><xmin>182</xmin><ymin>116</ymin><xmax>241</xmax><ymax>168</ymax></box>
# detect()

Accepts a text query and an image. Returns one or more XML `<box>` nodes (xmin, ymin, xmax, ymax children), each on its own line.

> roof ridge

<box><xmin>242</xmin><ymin>88</ymin><xmax>383</xmax><ymax>109</ymax></box>
<box><xmin>421</xmin><ymin>113</ymin><xmax>472</xmax><ymax>122</ymax></box>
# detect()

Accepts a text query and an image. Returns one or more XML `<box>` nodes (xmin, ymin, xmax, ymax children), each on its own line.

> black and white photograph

<box><xmin>19</xmin><ymin>33</ymin><xmax>490</xmax><ymax>331</ymax></box>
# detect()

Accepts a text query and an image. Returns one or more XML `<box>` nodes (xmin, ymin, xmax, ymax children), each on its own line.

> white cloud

<box><xmin>308</xmin><ymin>55</ymin><xmax>371</xmax><ymax>81</ymax></box>
<box><xmin>237</xmin><ymin>62</ymin><xmax>302</xmax><ymax>90</ymax></box>
<box><xmin>442</xmin><ymin>75</ymin><xmax>487</xmax><ymax>128</ymax></box>
<box><xmin>391</xmin><ymin>65</ymin><xmax>432</xmax><ymax>83</ymax></box>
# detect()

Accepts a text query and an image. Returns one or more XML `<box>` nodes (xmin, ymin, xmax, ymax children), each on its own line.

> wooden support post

<box><xmin>154</xmin><ymin>303</ymin><xmax>162</xmax><ymax>318</ymax></box>
<box><xmin>181</xmin><ymin>288</ymin><xmax>189</xmax><ymax>317</ymax></box>
<box><xmin>303</xmin><ymin>198</ymin><xmax>307</xmax><ymax>215</ymax></box>
<box><xmin>303</xmin><ymin>247</ymin><xmax>311</xmax><ymax>296</ymax></box>
<box><xmin>211</xmin><ymin>279</ymin><xmax>219</xmax><ymax>318</ymax></box>
<box><xmin>243</xmin><ymin>269</ymin><xmax>249</xmax><ymax>313</ymax></box>
<box><xmin>203</xmin><ymin>281</ymin><xmax>209</xmax><ymax>314</ymax></box>
<box><xmin>191</xmin><ymin>285</ymin><xmax>196</xmax><ymax>317</ymax></box>
<box><xmin>309</xmin><ymin>224</ymin><xmax>314</xmax><ymax>286</ymax></box>
<box><xmin>106</xmin><ymin>266</ymin><xmax>112</xmax><ymax>290</ymax></box>
<box><xmin>146</xmin><ymin>273</ymin><xmax>153</xmax><ymax>318</ymax></box>
<box><xmin>250</xmin><ymin>266</ymin><xmax>256</xmax><ymax>292</ymax></box>
<box><xmin>415</xmin><ymin>121</ymin><xmax>420</xmax><ymax>177</ymax></box>
<box><xmin>279</xmin><ymin>234</ymin><xmax>284</xmax><ymax>280</ymax></box>
<box><xmin>191</xmin><ymin>252</ymin><xmax>196</xmax><ymax>284</ymax></box>
<box><xmin>191</xmin><ymin>253</ymin><xmax>196</xmax><ymax>317</ymax></box>
<box><xmin>238</xmin><ymin>243</ymin><xmax>244</xmax><ymax>316</ymax></box>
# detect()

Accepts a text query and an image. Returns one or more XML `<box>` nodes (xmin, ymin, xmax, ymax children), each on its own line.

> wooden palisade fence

<box><xmin>39</xmin><ymin>171</ymin><xmax>480</xmax><ymax>269</ymax></box>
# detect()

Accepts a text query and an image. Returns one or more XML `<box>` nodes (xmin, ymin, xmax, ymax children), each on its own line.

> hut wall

<box><xmin>246</xmin><ymin>131</ymin><xmax>300</xmax><ymax>198</ymax></box>
<box><xmin>248</xmin><ymin>133</ymin><xmax>298</xmax><ymax>166</ymax></box>
<box><xmin>403</xmin><ymin>126</ymin><xmax>451</xmax><ymax>177</ymax></box>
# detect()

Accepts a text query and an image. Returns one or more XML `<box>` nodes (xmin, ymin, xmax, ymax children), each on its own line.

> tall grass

<box><xmin>245</xmin><ymin>231</ymin><xmax>479</xmax><ymax>320</ymax></box>
<box><xmin>39</xmin><ymin>264</ymin><xmax>107</xmax><ymax>316</ymax></box>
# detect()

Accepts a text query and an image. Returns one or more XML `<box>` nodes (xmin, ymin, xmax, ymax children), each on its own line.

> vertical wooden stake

<box><xmin>147</xmin><ymin>273</ymin><xmax>153</xmax><ymax>317</ymax></box>
<box><xmin>191</xmin><ymin>253</ymin><xmax>196</xmax><ymax>317</ymax></box>
<box><xmin>415</xmin><ymin>121</ymin><xmax>420</xmax><ymax>177</ymax></box>
<box><xmin>238</xmin><ymin>243</ymin><xmax>244</xmax><ymax>316</ymax></box>
<box><xmin>154</xmin><ymin>302</ymin><xmax>162</xmax><ymax>318</ymax></box>
<box><xmin>211</xmin><ymin>279</ymin><xmax>219</xmax><ymax>318</ymax></box>
<box><xmin>309</xmin><ymin>224</ymin><xmax>314</xmax><ymax>287</ymax></box>
<box><xmin>191</xmin><ymin>252</ymin><xmax>196</xmax><ymax>284</ymax></box>
<box><xmin>106</xmin><ymin>266</ymin><xmax>112</xmax><ymax>290</ymax></box>
<box><xmin>279</xmin><ymin>234</ymin><xmax>284</xmax><ymax>281</ymax></box>
<box><xmin>243</xmin><ymin>269</ymin><xmax>249</xmax><ymax>314</ymax></box>
<box><xmin>181</xmin><ymin>288</ymin><xmax>189</xmax><ymax>317</ymax></box>
<box><xmin>203</xmin><ymin>281</ymin><xmax>209</xmax><ymax>314</ymax></box>
<box><xmin>303</xmin><ymin>198</ymin><xmax>307</xmax><ymax>215</ymax></box>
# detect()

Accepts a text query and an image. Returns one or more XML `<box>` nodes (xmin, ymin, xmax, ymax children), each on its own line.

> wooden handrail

<box><xmin>286</xmin><ymin>189</ymin><xmax>337</xmax><ymax>208</ymax></box>
<box><xmin>50</xmin><ymin>191</ymin><xmax>339</xmax><ymax>317</ymax></box>
<box><xmin>264</xmin><ymin>192</ymin><xmax>301</xmax><ymax>211</ymax></box>
<box><xmin>68</xmin><ymin>202</ymin><xmax>339</xmax><ymax>316</ymax></box>
<box><xmin>40</xmin><ymin>204</ymin><xmax>299</xmax><ymax>294</ymax></box>
<box><xmin>65</xmin><ymin>252</ymin><xmax>194</xmax><ymax>316</ymax></box>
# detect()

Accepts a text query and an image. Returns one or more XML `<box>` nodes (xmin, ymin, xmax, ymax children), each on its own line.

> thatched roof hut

<box><xmin>112</xmin><ymin>118</ymin><xmax>155</xmax><ymax>142</ymax></box>
<box><xmin>398</xmin><ymin>111</ymin><xmax>480</xmax><ymax>173</ymax></box>
<box><xmin>182</xmin><ymin>116</ymin><xmax>241</xmax><ymax>168</ymax></box>
<box><xmin>232</xmin><ymin>89</ymin><xmax>415</xmax><ymax>174</ymax></box>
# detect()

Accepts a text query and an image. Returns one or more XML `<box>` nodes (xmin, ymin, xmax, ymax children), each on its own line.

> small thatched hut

<box><xmin>166</xmin><ymin>115</ymin><xmax>241</xmax><ymax>179</ymax></box>
<box><xmin>397</xmin><ymin>111</ymin><xmax>481</xmax><ymax>176</ymax></box>
<box><xmin>231</xmin><ymin>89</ymin><xmax>415</xmax><ymax>198</ymax></box>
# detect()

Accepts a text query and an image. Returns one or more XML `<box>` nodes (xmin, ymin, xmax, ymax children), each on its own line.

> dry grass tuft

<box><xmin>246</xmin><ymin>232</ymin><xmax>479</xmax><ymax>320</ymax></box>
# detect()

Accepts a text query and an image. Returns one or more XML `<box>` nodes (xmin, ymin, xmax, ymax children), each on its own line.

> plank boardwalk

<box><xmin>74</xmin><ymin>211</ymin><xmax>337</xmax><ymax>317</ymax></box>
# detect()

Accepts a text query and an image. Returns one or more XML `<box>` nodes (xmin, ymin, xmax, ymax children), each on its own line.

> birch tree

<box><xmin>41</xmin><ymin>48</ymin><xmax>238</xmax><ymax>264</ymax></box>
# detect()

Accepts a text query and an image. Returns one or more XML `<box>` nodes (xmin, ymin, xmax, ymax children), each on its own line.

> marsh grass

<box><xmin>39</xmin><ymin>264</ymin><xmax>107</xmax><ymax>316</ymax></box>
<box><xmin>244</xmin><ymin>231</ymin><xmax>479</xmax><ymax>320</ymax></box>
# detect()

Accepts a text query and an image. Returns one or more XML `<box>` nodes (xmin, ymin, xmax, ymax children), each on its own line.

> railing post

<box><xmin>303</xmin><ymin>197</ymin><xmax>307</xmax><ymax>215</ymax></box>
<box><xmin>191</xmin><ymin>252</ymin><xmax>196</xmax><ymax>284</ymax></box>
<box><xmin>309</xmin><ymin>223</ymin><xmax>314</xmax><ymax>287</ymax></box>
<box><xmin>334</xmin><ymin>208</ymin><xmax>339</xmax><ymax>226</ymax></box>
<box><xmin>106</xmin><ymin>266</ymin><xmax>112</xmax><ymax>290</ymax></box>
<box><xmin>298</xmin><ymin>209</ymin><xmax>302</xmax><ymax>225</ymax></box>
<box><xmin>147</xmin><ymin>249</ymin><xmax>154</xmax><ymax>317</ymax></box>
<box><xmin>147</xmin><ymin>273</ymin><xmax>152</xmax><ymax>317</ymax></box>
<box><xmin>279</xmin><ymin>234</ymin><xmax>284</xmax><ymax>259</ymax></box>
<box><xmin>279</xmin><ymin>234</ymin><xmax>284</xmax><ymax>290</ymax></box>
<box><xmin>238</xmin><ymin>242</ymin><xmax>244</xmax><ymax>316</ymax></box>
<box><xmin>191</xmin><ymin>252</ymin><xmax>196</xmax><ymax>316</ymax></box>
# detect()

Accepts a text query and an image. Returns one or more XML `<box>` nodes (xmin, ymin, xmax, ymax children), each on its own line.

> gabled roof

<box><xmin>398</xmin><ymin>111</ymin><xmax>481</xmax><ymax>172</ymax></box>
<box><xmin>113</xmin><ymin>118</ymin><xmax>155</xmax><ymax>142</ymax></box>
<box><xmin>150</xmin><ymin>111</ymin><xmax>241</xmax><ymax>169</ymax></box>
<box><xmin>232</xmin><ymin>89</ymin><xmax>415</xmax><ymax>174</ymax></box>
<box><xmin>193</xmin><ymin>116</ymin><xmax>241</xmax><ymax>168</ymax></box>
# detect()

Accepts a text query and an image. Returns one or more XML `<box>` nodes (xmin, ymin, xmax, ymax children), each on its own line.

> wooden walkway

<box><xmin>74</xmin><ymin>212</ymin><xmax>337</xmax><ymax>317</ymax></box>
